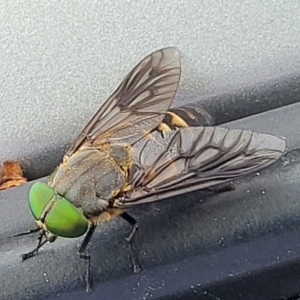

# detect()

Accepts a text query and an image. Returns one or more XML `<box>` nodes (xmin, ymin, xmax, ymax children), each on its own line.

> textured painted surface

<box><xmin>0</xmin><ymin>0</ymin><xmax>300</xmax><ymax>178</ymax></box>
<box><xmin>1</xmin><ymin>102</ymin><xmax>300</xmax><ymax>299</ymax></box>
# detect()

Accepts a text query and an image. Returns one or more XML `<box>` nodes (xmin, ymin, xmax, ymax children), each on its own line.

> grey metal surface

<box><xmin>1</xmin><ymin>102</ymin><xmax>300</xmax><ymax>299</ymax></box>
<box><xmin>1</xmin><ymin>1</ymin><xmax>300</xmax><ymax>299</ymax></box>
<box><xmin>0</xmin><ymin>0</ymin><xmax>300</xmax><ymax>180</ymax></box>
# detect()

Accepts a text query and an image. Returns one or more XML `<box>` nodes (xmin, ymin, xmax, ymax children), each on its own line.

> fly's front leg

<box><xmin>13</xmin><ymin>228</ymin><xmax>46</xmax><ymax>260</ymax></box>
<box><xmin>120</xmin><ymin>212</ymin><xmax>141</xmax><ymax>274</ymax></box>
<box><xmin>78</xmin><ymin>225</ymin><xmax>96</xmax><ymax>293</ymax></box>
<box><xmin>22</xmin><ymin>231</ymin><xmax>48</xmax><ymax>260</ymax></box>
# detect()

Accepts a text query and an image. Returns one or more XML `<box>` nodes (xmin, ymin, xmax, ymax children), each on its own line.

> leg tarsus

<box><xmin>21</xmin><ymin>249</ymin><xmax>39</xmax><ymax>261</ymax></box>
<box><xmin>128</xmin><ymin>241</ymin><xmax>141</xmax><ymax>274</ymax></box>
<box><xmin>79</xmin><ymin>252</ymin><xmax>92</xmax><ymax>293</ymax></box>
<box><xmin>78</xmin><ymin>225</ymin><xmax>96</xmax><ymax>293</ymax></box>
<box><xmin>20</xmin><ymin>232</ymin><xmax>47</xmax><ymax>261</ymax></box>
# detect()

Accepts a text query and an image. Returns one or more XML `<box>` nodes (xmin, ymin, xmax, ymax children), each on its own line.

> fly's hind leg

<box><xmin>207</xmin><ymin>182</ymin><xmax>235</xmax><ymax>195</ymax></box>
<box><xmin>120</xmin><ymin>212</ymin><xmax>141</xmax><ymax>274</ymax></box>
<box><xmin>78</xmin><ymin>225</ymin><xmax>96</xmax><ymax>293</ymax></box>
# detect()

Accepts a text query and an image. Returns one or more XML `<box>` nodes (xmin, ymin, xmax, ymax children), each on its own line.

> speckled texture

<box><xmin>2</xmin><ymin>103</ymin><xmax>300</xmax><ymax>299</ymax></box>
<box><xmin>0</xmin><ymin>0</ymin><xmax>300</xmax><ymax>178</ymax></box>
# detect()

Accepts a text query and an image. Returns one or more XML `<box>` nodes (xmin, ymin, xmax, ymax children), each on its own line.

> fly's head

<box><xmin>29</xmin><ymin>182</ymin><xmax>89</xmax><ymax>238</ymax></box>
<box><xmin>14</xmin><ymin>182</ymin><xmax>89</xmax><ymax>260</ymax></box>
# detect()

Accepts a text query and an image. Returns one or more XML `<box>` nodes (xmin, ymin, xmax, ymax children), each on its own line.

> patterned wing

<box><xmin>117</xmin><ymin>126</ymin><xmax>286</xmax><ymax>207</ymax></box>
<box><xmin>65</xmin><ymin>47</ymin><xmax>181</xmax><ymax>157</ymax></box>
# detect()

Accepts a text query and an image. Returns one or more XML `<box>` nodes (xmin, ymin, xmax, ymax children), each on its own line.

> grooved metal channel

<box><xmin>1</xmin><ymin>101</ymin><xmax>300</xmax><ymax>300</ymax></box>
<box><xmin>1</xmin><ymin>1</ymin><xmax>300</xmax><ymax>299</ymax></box>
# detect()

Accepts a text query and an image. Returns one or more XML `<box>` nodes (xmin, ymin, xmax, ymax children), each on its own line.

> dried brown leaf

<box><xmin>0</xmin><ymin>160</ymin><xmax>27</xmax><ymax>191</ymax></box>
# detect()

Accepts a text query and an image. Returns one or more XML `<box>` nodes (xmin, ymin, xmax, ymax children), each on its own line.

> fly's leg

<box><xmin>13</xmin><ymin>229</ymin><xmax>47</xmax><ymax>260</ymax></box>
<box><xmin>120</xmin><ymin>212</ymin><xmax>141</xmax><ymax>274</ymax></box>
<box><xmin>78</xmin><ymin>225</ymin><xmax>96</xmax><ymax>293</ymax></box>
<box><xmin>207</xmin><ymin>182</ymin><xmax>235</xmax><ymax>194</ymax></box>
<box><xmin>22</xmin><ymin>235</ymin><xmax>48</xmax><ymax>260</ymax></box>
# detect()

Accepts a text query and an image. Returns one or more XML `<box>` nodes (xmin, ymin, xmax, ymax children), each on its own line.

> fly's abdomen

<box><xmin>161</xmin><ymin>105</ymin><xmax>212</xmax><ymax>130</ymax></box>
<box><xmin>49</xmin><ymin>148</ymin><xmax>126</xmax><ymax>217</ymax></box>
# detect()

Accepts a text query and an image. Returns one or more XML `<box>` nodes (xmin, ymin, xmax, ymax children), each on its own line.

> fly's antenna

<box><xmin>13</xmin><ymin>227</ymin><xmax>40</xmax><ymax>237</ymax></box>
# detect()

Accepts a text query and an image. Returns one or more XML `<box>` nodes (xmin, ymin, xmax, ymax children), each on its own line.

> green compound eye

<box><xmin>29</xmin><ymin>182</ymin><xmax>55</xmax><ymax>220</ymax></box>
<box><xmin>45</xmin><ymin>198</ymin><xmax>89</xmax><ymax>238</ymax></box>
<box><xmin>29</xmin><ymin>181</ymin><xmax>88</xmax><ymax>238</ymax></box>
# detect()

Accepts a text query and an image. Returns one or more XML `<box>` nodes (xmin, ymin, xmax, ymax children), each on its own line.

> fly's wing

<box><xmin>117</xmin><ymin>126</ymin><xmax>286</xmax><ymax>208</ymax></box>
<box><xmin>65</xmin><ymin>47</ymin><xmax>181</xmax><ymax>157</ymax></box>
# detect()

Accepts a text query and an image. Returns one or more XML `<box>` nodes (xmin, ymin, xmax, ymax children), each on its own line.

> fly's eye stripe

<box><xmin>40</xmin><ymin>195</ymin><xmax>58</xmax><ymax>223</ymax></box>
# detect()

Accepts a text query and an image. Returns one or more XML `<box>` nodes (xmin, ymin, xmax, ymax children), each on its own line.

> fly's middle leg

<box><xmin>78</xmin><ymin>224</ymin><xmax>96</xmax><ymax>293</ymax></box>
<box><xmin>120</xmin><ymin>212</ymin><xmax>141</xmax><ymax>273</ymax></box>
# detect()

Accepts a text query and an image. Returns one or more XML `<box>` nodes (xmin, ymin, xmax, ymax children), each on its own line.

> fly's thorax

<box><xmin>29</xmin><ymin>182</ymin><xmax>89</xmax><ymax>239</ymax></box>
<box><xmin>109</xmin><ymin>144</ymin><xmax>132</xmax><ymax>169</ymax></box>
<box><xmin>49</xmin><ymin>148</ymin><xmax>127</xmax><ymax>218</ymax></box>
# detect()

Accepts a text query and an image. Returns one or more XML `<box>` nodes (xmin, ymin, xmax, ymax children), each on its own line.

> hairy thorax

<box><xmin>49</xmin><ymin>144</ymin><xmax>130</xmax><ymax>220</ymax></box>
